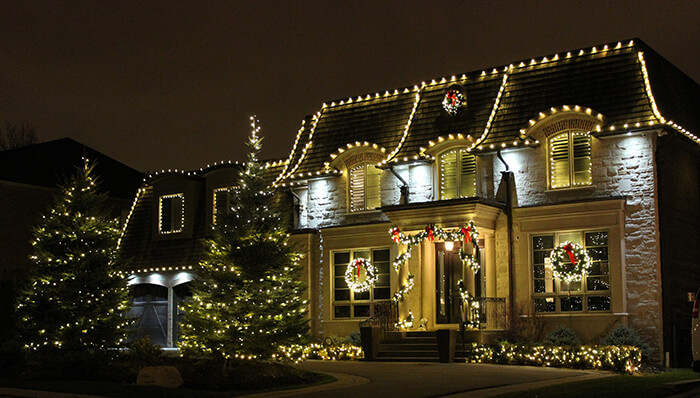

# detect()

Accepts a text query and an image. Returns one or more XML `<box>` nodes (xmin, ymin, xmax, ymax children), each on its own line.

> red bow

<box><xmin>461</xmin><ymin>226</ymin><xmax>472</xmax><ymax>245</ymax></box>
<box><xmin>392</xmin><ymin>228</ymin><xmax>401</xmax><ymax>243</ymax></box>
<box><xmin>426</xmin><ymin>225</ymin><xmax>434</xmax><ymax>241</ymax></box>
<box><xmin>563</xmin><ymin>243</ymin><xmax>576</xmax><ymax>265</ymax></box>
<box><xmin>356</xmin><ymin>259</ymin><xmax>363</xmax><ymax>278</ymax></box>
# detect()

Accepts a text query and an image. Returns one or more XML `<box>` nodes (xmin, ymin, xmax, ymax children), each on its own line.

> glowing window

<box><xmin>212</xmin><ymin>187</ymin><xmax>236</xmax><ymax>225</ymax></box>
<box><xmin>349</xmin><ymin>163</ymin><xmax>381</xmax><ymax>212</ymax></box>
<box><xmin>549</xmin><ymin>130</ymin><xmax>591</xmax><ymax>189</ymax></box>
<box><xmin>159</xmin><ymin>193</ymin><xmax>184</xmax><ymax>234</ymax></box>
<box><xmin>332</xmin><ymin>248</ymin><xmax>391</xmax><ymax>319</ymax></box>
<box><xmin>438</xmin><ymin>148</ymin><xmax>476</xmax><ymax>200</ymax></box>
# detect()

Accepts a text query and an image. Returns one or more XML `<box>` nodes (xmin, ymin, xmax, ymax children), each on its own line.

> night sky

<box><xmin>2</xmin><ymin>1</ymin><xmax>699</xmax><ymax>173</ymax></box>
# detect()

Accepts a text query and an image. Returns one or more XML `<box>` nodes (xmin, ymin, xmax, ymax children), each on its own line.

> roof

<box><xmin>0</xmin><ymin>137</ymin><xmax>144</xmax><ymax>199</ymax></box>
<box><xmin>275</xmin><ymin>39</ymin><xmax>700</xmax><ymax>183</ymax></box>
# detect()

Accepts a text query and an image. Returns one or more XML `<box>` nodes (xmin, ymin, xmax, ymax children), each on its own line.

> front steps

<box><xmin>372</xmin><ymin>330</ymin><xmax>505</xmax><ymax>362</ymax></box>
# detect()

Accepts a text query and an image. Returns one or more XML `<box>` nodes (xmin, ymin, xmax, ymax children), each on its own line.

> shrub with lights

<box><xmin>17</xmin><ymin>161</ymin><xmax>130</xmax><ymax>354</ymax></box>
<box><xmin>179</xmin><ymin>118</ymin><xmax>308</xmax><ymax>363</ymax></box>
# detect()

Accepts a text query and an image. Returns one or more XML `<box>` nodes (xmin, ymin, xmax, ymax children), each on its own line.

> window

<box><xmin>438</xmin><ymin>148</ymin><xmax>476</xmax><ymax>200</ymax></box>
<box><xmin>212</xmin><ymin>187</ymin><xmax>235</xmax><ymax>225</ymax></box>
<box><xmin>348</xmin><ymin>163</ymin><xmax>381</xmax><ymax>212</ymax></box>
<box><xmin>532</xmin><ymin>231</ymin><xmax>610</xmax><ymax>313</ymax></box>
<box><xmin>333</xmin><ymin>248</ymin><xmax>390</xmax><ymax>319</ymax></box>
<box><xmin>159</xmin><ymin>193</ymin><xmax>184</xmax><ymax>234</ymax></box>
<box><xmin>549</xmin><ymin>130</ymin><xmax>592</xmax><ymax>189</ymax></box>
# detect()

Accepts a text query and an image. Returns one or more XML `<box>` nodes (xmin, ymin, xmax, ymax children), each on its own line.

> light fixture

<box><xmin>444</xmin><ymin>241</ymin><xmax>454</xmax><ymax>252</ymax></box>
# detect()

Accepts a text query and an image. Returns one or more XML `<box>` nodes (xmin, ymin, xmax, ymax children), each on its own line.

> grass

<box><xmin>496</xmin><ymin>368</ymin><xmax>699</xmax><ymax>398</ymax></box>
<box><xmin>0</xmin><ymin>373</ymin><xmax>336</xmax><ymax>398</ymax></box>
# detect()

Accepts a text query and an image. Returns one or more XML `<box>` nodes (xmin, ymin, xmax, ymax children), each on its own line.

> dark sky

<box><xmin>2</xmin><ymin>1</ymin><xmax>699</xmax><ymax>172</ymax></box>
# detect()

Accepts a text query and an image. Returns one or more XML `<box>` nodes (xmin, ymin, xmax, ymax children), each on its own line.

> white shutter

<box><xmin>439</xmin><ymin>150</ymin><xmax>458</xmax><ymax>199</ymax></box>
<box><xmin>459</xmin><ymin>150</ymin><xmax>477</xmax><ymax>198</ymax></box>
<box><xmin>572</xmin><ymin>132</ymin><xmax>591</xmax><ymax>186</ymax></box>
<box><xmin>366</xmin><ymin>165</ymin><xmax>381</xmax><ymax>210</ymax></box>
<box><xmin>349</xmin><ymin>165</ymin><xmax>365</xmax><ymax>212</ymax></box>
<box><xmin>549</xmin><ymin>133</ymin><xmax>571</xmax><ymax>188</ymax></box>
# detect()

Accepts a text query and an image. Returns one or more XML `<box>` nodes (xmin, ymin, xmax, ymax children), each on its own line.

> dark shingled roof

<box><xmin>0</xmin><ymin>137</ymin><xmax>144</xmax><ymax>199</ymax></box>
<box><xmin>276</xmin><ymin>39</ymin><xmax>700</xmax><ymax>183</ymax></box>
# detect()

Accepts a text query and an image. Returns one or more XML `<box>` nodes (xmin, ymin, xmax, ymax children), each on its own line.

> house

<box><xmin>118</xmin><ymin>39</ymin><xmax>700</xmax><ymax>365</ymax></box>
<box><xmin>0</xmin><ymin>137</ymin><xmax>144</xmax><ymax>340</ymax></box>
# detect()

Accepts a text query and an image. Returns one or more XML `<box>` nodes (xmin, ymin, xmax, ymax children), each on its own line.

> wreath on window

<box><xmin>345</xmin><ymin>258</ymin><xmax>379</xmax><ymax>292</ymax></box>
<box><xmin>549</xmin><ymin>241</ymin><xmax>592</xmax><ymax>283</ymax></box>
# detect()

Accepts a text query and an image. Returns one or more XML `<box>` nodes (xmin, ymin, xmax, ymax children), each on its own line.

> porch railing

<box><xmin>463</xmin><ymin>297</ymin><xmax>507</xmax><ymax>330</ymax></box>
<box><xmin>358</xmin><ymin>301</ymin><xmax>398</xmax><ymax>336</ymax></box>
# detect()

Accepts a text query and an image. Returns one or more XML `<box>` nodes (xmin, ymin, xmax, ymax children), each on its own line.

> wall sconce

<box><xmin>444</xmin><ymin>241</ymin><xmax>454</xmax><ymax>252</ymax></box>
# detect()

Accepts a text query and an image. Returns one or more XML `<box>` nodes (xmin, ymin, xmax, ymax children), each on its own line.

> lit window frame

<box><xmin>158</xmin><ymin>193</ymin><xmax>185</xmax><ymax>234</ymax></box>
<box><xmin>212</xmin><ymin>186</ymin><xmax>236</xmax><ymax>226</ymax></box>
<box><xmin>437</xmin><ymin>147</ymin><xmax>477</xmax><ymax>200</ymax></box>
<box><xmin>548</xmin><ymin>129</ymin><xmax>592</xmax><ymax>189</ymax></box>
<box><xmin>348</xmin><ymin>162</ymin><xmax>381</xmax><ymax>212</ymax></box>
<box><xmin>331</xmin><ymin>247</ymin><xmax>391</xmax><ymax>320</ymax></box>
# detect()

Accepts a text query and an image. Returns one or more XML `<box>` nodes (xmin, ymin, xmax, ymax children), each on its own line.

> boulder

<box><xmin>136</xmin><ymin>365</ymin><xmax>184</xmax><ymax>388</ymax></box>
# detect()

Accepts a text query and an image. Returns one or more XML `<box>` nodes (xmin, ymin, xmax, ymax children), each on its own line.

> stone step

<box><xmin>373</xmin><ymin>357</ymin><xmax>441</xmax><ymax>362</ymax></box>
<box><xmin>378</xmin><ymin>350</ymin><xmax>439</xmax><ymax>358</ymax></box>
<box><xmin>379</xmin><ymin>343</ymin><xmax>437</xmax><ymax>351</ymax></box>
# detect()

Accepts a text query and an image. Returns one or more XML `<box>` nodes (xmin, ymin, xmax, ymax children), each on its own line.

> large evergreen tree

<box><xmin>180</xmin><ymin>118</ymin><xmax>307</xmax><ymax>361</ymax></box>
<box><xmin>17</xmin><ymin>160</ymin><xmax>129</xmax><ymax>353</ymax></box>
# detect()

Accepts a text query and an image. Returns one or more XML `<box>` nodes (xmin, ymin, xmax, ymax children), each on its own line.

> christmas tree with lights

<box><xmin>17</xmin><ymin>160</ymin><xmax>130</xmax><ymax>354</ymax></box>
<box><xmin>179</xmin><ymin>117</ymin><xmax>307</xmax><ymax>361</ymax></box>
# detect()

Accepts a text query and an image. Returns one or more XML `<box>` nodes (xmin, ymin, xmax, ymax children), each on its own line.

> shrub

<box><xmin>600</xmin><ymin>323</ymin><xmax>652</xmax><ymax>360</ymax></box>
<box><xmin>542</xmin><ymin>325</ymin><xmax>581</xmax><ymax>346</ymax></box>
<box><xmin>345</xmin><ymin>331</ymin><xmax>361</xmax><ymax>346</ymax></box>
<box><xmin>505</xmin><ymin>301</ymin><xmax>545</xmax><ymax>343</ymax></box>
<box><xmin>128</xmin><ymin>336</ymin><xmax>162</xmax><ymax>368</ymax></box>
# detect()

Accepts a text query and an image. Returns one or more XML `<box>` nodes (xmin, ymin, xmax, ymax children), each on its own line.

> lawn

<box><xmin>496</xmin><ymin>368</ymin><xmax>699</xmax><ymax>398</ymax></box>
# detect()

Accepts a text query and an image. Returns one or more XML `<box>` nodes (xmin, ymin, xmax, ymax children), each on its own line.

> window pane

<box><xmin>373</xmin><ymin>249</ymin><xmax>390</xmax><ymax>262</ymax></box>
<box><xmin>533</xmin><ymin>264</ymin><xmax>545</xmax><ymax>279</ymax></box>
<box><xmin>353</xmin><ymin>305</ymin><xmax>370</xmax><ymax>318</ymax></box>
<box><xmin>354</xmin><ymin>291</ymin><xmax>370</xmax><ymax>301</ymax></box>
<box><xmin>373</xmin><ymin>288</ymin><xmax>390</xmax><ymax>300</ymax></box>
<box><xmin>439</xmin><ymin>150</ymin><xmax>458</xmax><ymax>199</ymax></box>
<box><xmin>354</xmin><ymin>250</ymin><xmax>370</xmax><ymax>260</ymax></box>
<box><xmin>585</xmin><ymin>231</ymin><xmax>608</xmax><ymax>246</ymax></box>
<box><xmin>534</xmin><ymin>297</ymin><xmax>556</xmax><ymax>312</ymax></box>
<box><xmin>533</xmin><ymin>235</ymin><xmax>554</xmax><ymax>250</ymax></box>
<box><xmin>587</xmin><ymin>296</ymin><xmax>611</xmax><ymax>311</ymax></box>
<box><xmin>560</xmin><ymin>296</ymin><xmax>583</xmax><ymax>312</ymax></box>
<box><xmin>376</xmin><ymin>274</ymin><xmax>390</xmax><ymax>287</ymax></box>
<box><xmin>559</xmin><ymin>280</ymin><xmax>582</xmax><ymax>292</ymax></box>
<box><xmin>587</xmin><ymin>247</ymin><xmax>609</xmax><ymax>261</ymax></box>
<box><xmin>334</xmin><ymin>289</ymin><xmax>350</xmax><ymax>301</ymax></box>
<box><xmin>160</xmin><ymin>197</ymin><xmax>172</xmax><ymax>232</ymax></box>
<box><xmin>335</xmin><ymin>276</ymin><xmax>347</xmax><ymax>289</ymax></box>
<box><xmin>334</xmin><ymin>252</ymin><xmax>350</xmax><ymax>265</ymax></box>
<box><xmin>533</xmin><ymin>251</ymin><xmax>549</xmax><ymax>265</ymax></box>
<box><xmin>335</xmin><ymin>306</ymin><xmax>351</xmax><ymax>318</ymax></box>
<box><xmin>587</xmin><ymin>276</ymin><xmax>610</xmax><ymax>291</ymax></box>
<box><xmin>534</xmin><ymin>279</ymin><xmax>546</xmax><ymax>293</ymax></box>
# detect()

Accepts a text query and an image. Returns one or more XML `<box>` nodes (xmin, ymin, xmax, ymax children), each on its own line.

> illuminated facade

<box><xmin>119</xmin><ymin>39</ymin><xmax>700</xmax><ymax>365</ymax></box>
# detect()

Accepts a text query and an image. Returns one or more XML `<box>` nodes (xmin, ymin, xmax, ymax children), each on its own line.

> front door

<box><xmin>436</xmin><ymin>242</ymin><xmax>463</xmax><ymax>324</ymax></box>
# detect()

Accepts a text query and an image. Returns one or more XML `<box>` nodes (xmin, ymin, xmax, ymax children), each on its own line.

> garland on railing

<box><xmin>388</xmin><ymin>221</ymin><xmax>479</xmax><ymax>330</ymax></box>
<box><xmin>458</xmin><ymin>279</ymin><xmax>480</xmax><ymax>328</ymax></box>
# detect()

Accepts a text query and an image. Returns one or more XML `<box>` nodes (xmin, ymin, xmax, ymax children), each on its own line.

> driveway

<box><xmin>252</xmin><ymin>360</ymin><xmax>614</xmax><ymax>397</ymax></box>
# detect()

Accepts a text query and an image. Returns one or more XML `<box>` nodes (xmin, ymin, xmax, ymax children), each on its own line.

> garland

<box><xmin>344</xmin><ymin>258</ymin><xmax>378</xmax><ymax>292</ymax></box>
<box><xmin>549</xmin><ymin>241</ymin><xmax>592</xmax><ymax>283</ymax></box>
<box><xmin>458</xmin><ymin>279</ymin><xmax>480</xmax><ymax>328</ymax></box>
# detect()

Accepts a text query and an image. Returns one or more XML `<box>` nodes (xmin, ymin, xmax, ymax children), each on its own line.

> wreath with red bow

<box><xmin>549</xmin><ymin>241</ymin><xmax>592</xmax><ymax>283</ymax></box>
<box><xmin>345</xmin><ymin>258</ymin><xmax>379</xmax><ymax>292</ymax></box>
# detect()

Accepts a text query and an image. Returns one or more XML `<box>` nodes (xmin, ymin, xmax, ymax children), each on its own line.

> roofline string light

<box><xmin>131</xmin><ymin>265</ymin><xmax>195</xmax><ymax>274</ymax></box>
<box><xmin>116</xmin><ymin>186</ymin><xmax>145</xmax><ymax>250</ymax></box>
<box><xmin>384</xmin><ymin>85</ymin><xmax>424</xmax><ymax>163</ymax></box>
<box><xmin>280</xmin><ymin>109</ymin><xmax>324</xmax><ymax>182</ymax></box>
<box><xmin>638</xmin><ymin>51</ymin><xmax>700</xmax><ymax>144</ymax></box>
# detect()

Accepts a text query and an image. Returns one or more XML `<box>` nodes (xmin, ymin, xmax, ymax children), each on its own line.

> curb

<box><xmin>0</xmin><ymin>387</ymin><xmax>105</xmax><ymax>398</ymax></box>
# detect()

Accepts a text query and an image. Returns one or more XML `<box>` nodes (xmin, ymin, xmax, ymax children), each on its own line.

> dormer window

<box><xmin>349</xmin><ymin>163</ymin><xmax>381</xmax><ymax>212</ymax></box>
<box><xmin>438</xmin><ymin>148</ymin><xmax>476</xmax><ymax>200</ymax></box>
<box><xmin>212</xmin><ymin>187</ymin><xmax>235</xmax><ymax>225</ymax></box>
<box><xmin>549</xmin><ymin>130</ymin><xmax>592</xmax><ymax>189</ymax></box>
<box><xmin>159</xmin><ymin>193</ymin><xmax>184</xmax><ymax>234</ymax></box>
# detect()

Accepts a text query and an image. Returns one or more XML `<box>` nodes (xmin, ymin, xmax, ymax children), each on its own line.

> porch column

<box><xmin>484</xmin><ymin>232</ymin><xmax>496</xmax><ymax>298</ymax></box>
<box><xmin>167</xmin><ymin>285</ymin><xmax>174</xmax><ymax>347</ymax></box>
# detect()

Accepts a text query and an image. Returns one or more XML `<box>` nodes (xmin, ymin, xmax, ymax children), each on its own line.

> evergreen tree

<box><xmin>180</xmin><ymin>117</ymin><xmax>307</xmax><ymax>361</ymax></box>
<box><xmin>17</xmin><ymin>160</ymin><xmax>130</xmax><ymax>354</ymax></box>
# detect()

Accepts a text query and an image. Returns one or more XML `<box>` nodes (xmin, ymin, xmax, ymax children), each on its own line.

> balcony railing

<box><xmin>463</xmin><ymin>296</ymin><xmax>507</xmax><ymax>330</ymax></box>
<box><xmin>358</xmin><ymin>301</ymin><xmax>398</xmax><ymax>337</ymax></box>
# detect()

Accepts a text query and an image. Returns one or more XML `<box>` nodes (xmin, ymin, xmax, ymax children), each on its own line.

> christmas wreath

<box><xmin>345</xmin><ymin>258</ymin><xmax>378</xmax><ymax>292</ymax></box>
<box><xmin>549</xmin><ymin>241</ymin><xmax>591</xmax><ymax>283</ymax></box>
<box><xmin>442</xmin><ymin>88</ymin><xmax>466</xmax><ymax>116</ymax></box>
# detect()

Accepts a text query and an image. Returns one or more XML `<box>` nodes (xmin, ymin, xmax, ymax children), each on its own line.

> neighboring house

<box><xmin>119</xmin><ymin>39</ymin><xmax>700</xmax><ymax>366</ymax></box>
<box><xmin>0</xmin><ymin>137</ymin><xmax>144</xmax><ymax>339</ymax></box>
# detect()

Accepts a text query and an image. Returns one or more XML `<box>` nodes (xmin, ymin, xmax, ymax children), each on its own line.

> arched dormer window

<box><xmin>549</xmin><ymin>130</ymin><xmax>591</xmax><ymax>189</ymax></box>
<box><xmin>349</xmin><ymin>162</ymin><xmax>381</xmax><ymax>212</ymax></box>
<box><xmin>438</xmin><ymin>148</ymin><xmax>476</xmax><ymax>200</ymax></box>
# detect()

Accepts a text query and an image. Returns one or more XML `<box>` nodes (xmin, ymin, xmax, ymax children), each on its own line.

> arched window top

<box><xmin>438</xmin><ymin>147</ymin><xmax>476</xmax><ymax>200</ymax></box>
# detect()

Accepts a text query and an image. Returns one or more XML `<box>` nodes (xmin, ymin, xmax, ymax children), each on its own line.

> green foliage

<box><xmin>466</xmin><ymin>342</ymin><xmax>642</xmax><ymax>373</ymax></box>
<box><xmin>542</xmin><ymin>325</ymin><xmax>582</xmax><ymax>346</ymax></box>
<box><xmin>128</xmin><ymin>336</ymin><xmax>162</xmax><ymax>368</ymax></box>
<box><xmin>600</xmin><ymin>323</ymin><xmax>652</xmax><ymax>360</ymax></box>
<box><xmin>345</xmin><ymin>331</ymin><xmax>362</xmax><ymax>346</ymax></box>
<box><xmin>16</xmin><ymin>161</ymin><xmax>130</xmax><ymax>355</ymax></box>
<box><xmin>179</xmin><ymin>120</ymin><xmax>308</xmax><ymax>361</ymax></box>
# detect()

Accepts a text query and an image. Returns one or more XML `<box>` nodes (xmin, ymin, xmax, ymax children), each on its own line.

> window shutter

<box><xmin>213</xmin><ymin>189</ymin><xmax>231</xmax><ymax>225</ymax></box>
<box><xmin>349</xmin><ymin>165</ymin><xmax>365</xmax><ymax>212</ymax></box>
<box><xmin>572</xmin><ymin>132</ymin><xmax>591</xmax><ymax>186</ymax></box>
<box><xmin>549</xmin><ymin>133</ymin><xmax>571</xmax><ymax>188</ymax></box>
<box><xmin>160</xmin><ymin>197</ymin><xmax>173</xmax><ymax>233</ymax></box>
<box><xmin>459</xmin><ymin>150</ymin><xmax>477</xmax><ymax>198</ymax></box>
<box><xmin>366</xmin><ymin>165</ymin><xmax>381</xmax><ymax>210</ymax></box>
<box><xmin>172</xmin><ymin>196</ymin><xmax>183</xmax><ymax>231</ymax></box>
<box><xmin>439</xmin><ymin>150</ymin><xmax>458</xmax><ymax>199</ymax></box>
